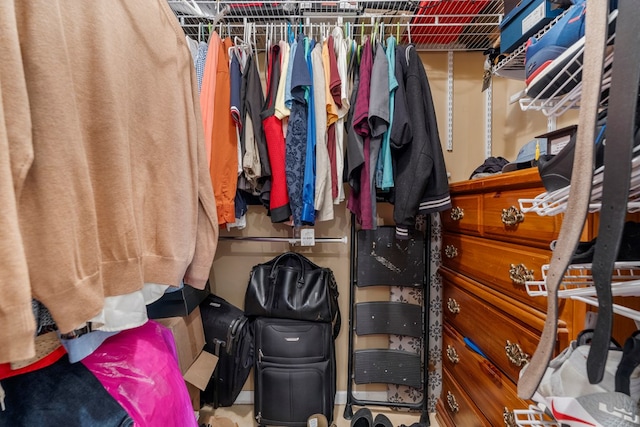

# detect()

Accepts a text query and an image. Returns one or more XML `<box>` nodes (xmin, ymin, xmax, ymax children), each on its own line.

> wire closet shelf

<box><xmin>167</xmin><ymin>0</ymin><xmax>504</xmax><ymax>51</ymax></box>
<box><xmin>494</xmin><ymin>8</ymin><xmax>618</xmax><ymax>118</ymax></box>
<box><xmin>518</xmin><ymin>147</ymin><xmax>640</xmax><ymax>324</ymax></box>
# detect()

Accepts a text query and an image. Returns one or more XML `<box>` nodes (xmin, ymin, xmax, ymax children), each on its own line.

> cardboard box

<box><xmin>499</xmin><ymin>0</ymin><xmax>564</xmax><ymax>54</ymax></box>
<box><xmin>156</xmin><ymin>307</ymin><xmax>218</xmax><ymax>410</ymax></box>
<box><xmin>147</xmin><ymin>281</ymin><xmax>210</xmax><ymax>319</ymax></box>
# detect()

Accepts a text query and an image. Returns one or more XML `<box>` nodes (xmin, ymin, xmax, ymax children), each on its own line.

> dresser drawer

<box><xmin>482</xmin><ymin>188</ymin><xmax>562</xmax><ymax>249</ymax></box>
<box><xmin>441</xmin><ymin>194</ymin><xmax>482</xmax><ymax>235</ymax></box>
<box><xmin>442</xmin><ymin>232</ymin><xmax>550</xmax><ymax>312</ymax></box>
<box><xmin>443</xmin><ymin>324</ymin><xmax>531</xmax><ymax>427</ymax></box>
<box><xmin>438</xmin><ymin>367</ymin><xmax>491</xmax><ymax>427</ymax></box>
<box><xmin>442</xmin><ymin>274</ymin><xmax>544</xmax><ymax>385</ymax></box>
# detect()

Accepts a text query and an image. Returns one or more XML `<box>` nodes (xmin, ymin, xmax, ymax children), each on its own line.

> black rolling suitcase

<box><xmin>253</xmin><ymin>317</ymin><xmax>336</xmax><ymax>427</ymax></box>
<box><xmin>199</xmin><ymin>294</ymin><xmax>254</xmax><ymax>408</ymax></box>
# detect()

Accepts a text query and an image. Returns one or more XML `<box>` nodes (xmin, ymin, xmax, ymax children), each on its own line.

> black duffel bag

<box><xmin>244</xmin><ymin>252</ymin><xmax>341</xmax><ymax>339</ymax></box>
<box><xmin>199</xmin><ymin>294</ymin><xmax>253</xmax><ymax>408</ymax></box>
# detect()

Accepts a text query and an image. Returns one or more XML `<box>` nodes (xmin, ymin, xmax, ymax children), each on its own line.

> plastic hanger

<box><xmin>287</xmin><ymin>22</ymin><xmax>294</xmax><ymax>44</ymax></box>
<box><xmin>181</xmin><ymin>0</ymin><xmax>204</xmax><ymax>18</ymax></box>
<box><xmin>357</xmin><ymin>22</ymin><xmax>364</xmax><ymax>63</ymax></box>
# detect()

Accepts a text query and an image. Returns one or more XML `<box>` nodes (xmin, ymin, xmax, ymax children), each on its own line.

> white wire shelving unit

<box><xmin>513</xmin><ymin>405</ymin><xmax>559</xmax><ymax>427</ymax></box>
<box><xmin>166</xmin><ymin>0</ymin><xmax>504</xmax><ymax>52</ymax></box>
<box><xmin>518</xmin><ymin>144</ymin><xmax>640</xmax><ymax>323</ymax></box>
<box><xmin>518</xmin><ymin>145</ymin><xmax>640</xmax><ymax>217</ymax></box>
<box><xmin>491</xmin><ymin>5</ymin><xmax>636</xmax><ymax>427</ymax></box>
<box><xmin>525</xmin><ymin>262</ymin><xmax>640</xmax><ymax>322</ymax></box>
<box><xmin>493</xmin><ymin>8</ymin><xmax>618</xmax><ymax>118</ymax></box>
<box><xmin>492</xmin><ymin>9</ymin><xmax>571</xmax><ymax>81</ymax></box>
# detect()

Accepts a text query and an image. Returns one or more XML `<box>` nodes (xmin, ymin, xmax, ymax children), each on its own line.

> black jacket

<box><xmin>391</xmin><ymin>45</ymin><xmax>451</xmax><ymax>239</ymax></box>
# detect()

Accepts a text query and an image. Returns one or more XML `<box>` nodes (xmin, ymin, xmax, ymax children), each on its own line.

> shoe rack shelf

<box><xmin>517</xmin><ymin>148</ymin><xmax>640</xmax><ymax>323</ymax></box>
<box><xmin>513</xmin><ymin>404</ymin><xmax>560</xmax><ymax>427</ymax></box>
<box><xmin>516</xmin><ymin>40</ymin><xmax>614</xmax><ymax>117</ymax></box>
<box><xmin>492</xmin><ymin>9</ymin><xmax>570</xmax><ymax>80</ymax></box>
<box><xmin>493</xmin><ymin>8</ymin><xmax>617</xmax><ymax>118</ymax></box>
<box><xmin>525</xmin><ymin>261</ymin><xmax>640</xmax><ymax>322</ymax></box>
<box><xmin>517</xmin><ymin>145</ymin><xmax>640</xmax><ymax>217</ymax></box>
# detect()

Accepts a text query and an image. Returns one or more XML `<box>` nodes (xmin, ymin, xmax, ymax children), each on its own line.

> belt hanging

<box><xmin>517</xmin><ymin>0</ymin><xmax>609</xmax><ymax>400</ymax></box>
<box><xmin>615</xmin><ymin>332</ymin><xmax>640</xmax><ymax>396</ymax></box>
<box><xmin>586</xmin><ymin>0</ymin><xmax>640</xmax><ymax>385</ymax></box>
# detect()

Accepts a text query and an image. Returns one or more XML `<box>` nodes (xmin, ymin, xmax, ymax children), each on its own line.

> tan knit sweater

<box><xmin>0</xmin><ymin>0</ymin><xmax>218</xmax><ymax>363</ymax></box>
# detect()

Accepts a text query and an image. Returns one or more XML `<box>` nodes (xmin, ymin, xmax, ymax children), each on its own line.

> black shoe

<box><xmin>373</xmin><ymin>413</ymin><xmax>394</xmax><ymax>427</ymax></box>
<box><xmin>351</xmin><ymin>408</ymin><xmax>373</xmax><ymax>427</ymax></box>
<box><xmin>567</xmin><ymin>221</ymin><xmax>640</xmax><ymax>264</ymax></box>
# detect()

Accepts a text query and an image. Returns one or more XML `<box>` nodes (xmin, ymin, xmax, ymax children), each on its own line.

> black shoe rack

<box><xmin>344</xmin><ymin>219</ymin><xmax>430</xmax><ymax>425</ymax></box>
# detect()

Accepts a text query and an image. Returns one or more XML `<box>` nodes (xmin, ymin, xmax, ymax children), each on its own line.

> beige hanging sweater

<box><xmin>0</xmin><ymin>0</ymin><xmax>218</xmax><ymax>363</ymax></box>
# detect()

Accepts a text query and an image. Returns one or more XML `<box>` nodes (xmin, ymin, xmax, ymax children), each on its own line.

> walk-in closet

<box><xmin>1</xmin><ymin>1</ymin><xmax>637</xmax><ymax>426</ymax></box>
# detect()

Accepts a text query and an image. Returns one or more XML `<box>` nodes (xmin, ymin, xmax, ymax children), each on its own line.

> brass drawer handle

<box><xmin>450</xmin><ymin>206</ymin><xmax>464</xmax><ymax>221</ymax></box>
<box><xmin>446</xmin><ymin>345</ymin><xmax>459</xmax><ymax>364</ymax></box>
<box><xmin>505</xmin><ymin>340</ymin><xmax>530</xmax><ymax>367</ymax></box>
<box><xmin>501</xmin><ymin>206</ymin><xmax>524</xmax><ymax>226</ymax></box>
<box><xmin>503</xmin><ymin>408</ymin><xmax>517</xmax><ymax>427</ymax></box>
<box><xmin>509</xmin><ymin>263</ymin><xmax>534</xmax><ymax>285</ymax></box>
<box><xmin>444</xmin><ymin>244</ymin><xmax>458</xmax><ymax>259</ymax></box>
<box><xmin>447</xmin><ymin>298</ymin><xmax>460</xmax><ymax>314</ymax></box>
<box><xmin>446</xmin><ymin>391</ymin><xmax>459</xmax><ymax>413</ymax></box>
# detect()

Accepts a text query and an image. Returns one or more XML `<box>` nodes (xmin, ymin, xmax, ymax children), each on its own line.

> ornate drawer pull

<box><xmin>447</xmin><ymin>298</ymin><xmax>460</xmax><ymax>314</ymax></box>
<box><xmin>501</xmin><ymin>206</ymin><xmax>524</xmax><ymax>226</ymax></box>
<box><xmin>446</xmin><ymin>391</ymin><xmax>459</xmax><ymax>413</ymax></box>
<box><xmin>450</xmin><ymin>206</ymin><xmax>464</xmax><ymax>221</ymax></box>
<box><xmin>444</xmin><ymin>245</ymin><xmax>458</xmax><ymax>259</ymax></box>
<box><xmin>446</xmin><ymin>345</ymin><xmax>459</xmax><ymax>364</ymax></box>
<box><xmin>509</xmin><ymin>263</ymin><xmax>534</xmax><ymax>285</ymax></box>
<box><xmin>503</xmin><ymin>408</ymin><xmax>517</xmax><ymax>427</ymax></box>
<box><xmin>505</xmin><ymin>340</ymin><xmax>530</xmax><ymax>367</ymax></box>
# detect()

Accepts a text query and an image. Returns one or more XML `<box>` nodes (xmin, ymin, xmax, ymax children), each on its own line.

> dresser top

<box><xmin>450</xmin><ymin>169</ymin><xmax>543</xmax><ymax>194</ymax></box>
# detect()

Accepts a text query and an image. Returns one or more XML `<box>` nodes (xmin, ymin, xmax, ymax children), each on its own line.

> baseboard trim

<box><xmin>233</xmin><ymin>391</ymin><xmax>391</xmax><ymax>405</ymax></box>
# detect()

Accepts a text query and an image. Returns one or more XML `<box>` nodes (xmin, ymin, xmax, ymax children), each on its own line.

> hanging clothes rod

<box><xmin>219</xmin><ymin>235</ymin><xmax>348</xmax><ymax>244</ymax></box>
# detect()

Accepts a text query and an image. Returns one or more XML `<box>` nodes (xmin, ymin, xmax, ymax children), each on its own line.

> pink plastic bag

<box><xmin>82</xmin><ymin>321</ymin><xmax>198</xmax><ymax>427</ymax></box>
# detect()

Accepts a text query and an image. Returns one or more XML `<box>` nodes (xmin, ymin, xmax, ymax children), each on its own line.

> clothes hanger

<box><xmin>181</xmin><ymin>0</ymin><xmax>204</xmax><ymax>18</ymax></box>
<box><xmin>357</xmin><ymin>22</ymin><xmax>364</xmax><ymax>63</ymax></box>
<box><xmin>287</xmin><ymin>22</ymin><xmax>294</xmax><ymax>44</ymax></box>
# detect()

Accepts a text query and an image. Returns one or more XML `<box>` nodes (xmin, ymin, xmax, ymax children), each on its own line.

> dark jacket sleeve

<box><xmin>392</xmin><ymin>46</ymin><xmax>450</xmax><ymax>239</ymax></box>
<box><xmin>389</xmin><ymin>45</ymin><xmax>411</xmax><ymax>151</ymax></box>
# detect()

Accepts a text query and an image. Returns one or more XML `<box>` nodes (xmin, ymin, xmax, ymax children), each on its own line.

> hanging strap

<box><xmin>587</xmin><ymin>0</ymin><xmax>640</xmax><ymax>384</ymax></box>
<box><xmin>517</xmin><ymin>0</ymin><xmax>609</xmax><ymax>400</ymax></box>
<box><xmin>615</xmin><ymin>332</ymin><xmax>640</xmax><ymax>395</ymax></box>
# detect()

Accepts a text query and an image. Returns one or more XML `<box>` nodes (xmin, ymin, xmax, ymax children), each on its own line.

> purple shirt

<box><xmin>348</xmin><ymin>38</ymin><xmax>374</xmax><ymax>230</ymax></box>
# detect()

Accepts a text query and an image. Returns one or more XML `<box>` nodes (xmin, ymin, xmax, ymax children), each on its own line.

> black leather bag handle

<box><xmin>268</xmin><ymin>252</ymin><xmax>306</xmax><ymax>285</ymax></box>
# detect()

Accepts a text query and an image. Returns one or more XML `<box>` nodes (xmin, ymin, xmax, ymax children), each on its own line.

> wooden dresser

<box><xmin>435</xmin><ymin>169</ymin><xmax>587</xmax><ymax>427</ymax></box>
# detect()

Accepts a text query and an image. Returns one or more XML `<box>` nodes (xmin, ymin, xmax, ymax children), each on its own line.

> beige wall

<box><xmin>416</xmin><ymin>51</ymin><xmax>578</xmax><ymax>183</ymax></box>
<box><xmin>208</xmin><ymin>50</ymin><xmax>578</xmax><ymax>395</ymax></box>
